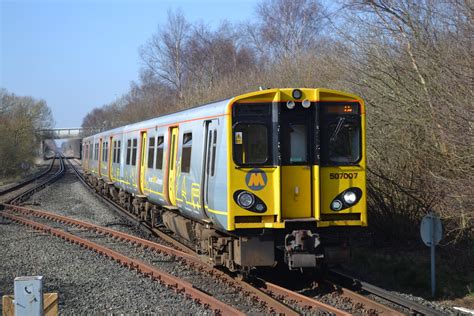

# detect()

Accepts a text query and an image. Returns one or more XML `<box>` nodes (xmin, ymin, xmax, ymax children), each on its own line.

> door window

<box><xmin>289</xmin><ymin>124</ymin><xmax>307</xmax><ymax>163</ymax></box>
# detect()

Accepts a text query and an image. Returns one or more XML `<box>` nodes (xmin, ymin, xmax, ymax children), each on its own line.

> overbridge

<box><xmin>37</xmin><ymin>127</ymin><xmax>103</xmax><ymax>139</ymax></box>
<box><xmin>37</xmin><ymin>127</ymin><xmax>102</xmax><ymax>159</ymax></box>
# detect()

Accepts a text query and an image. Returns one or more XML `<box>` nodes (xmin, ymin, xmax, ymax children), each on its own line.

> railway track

<box><xmin>65</xmin><ymin>159</ymin><xmax>448</xmax><ymax>315</ymax></box>
<box><xmin>1</xmin><ymin>204</ymin><xmax>347</xmax><ymax>315</ymax></box>
<box><xmin>1</xmin><ymin>156</ymin><xmax>65</xmax><ymax>205</ymax></box>
<box><xmin>327</xmin><ymin>269</ymin><xmax>447</xmax><ymax>316</ymax></box>
<box><xmin>0</xmin><ymin>207</ymin><xmax>242</xmax><ymax>315</ymax></box>
<box><xmin>62</xmin><ymin>158</ymin><xmax>350</xmax><ymax>315</ymax></box>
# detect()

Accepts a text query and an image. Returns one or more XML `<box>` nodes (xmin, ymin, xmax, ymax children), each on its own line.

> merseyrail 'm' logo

<box><xmin>245</xmin><ymin>169</ymin><xmax>267</xmax><ymax>191</ymax></box>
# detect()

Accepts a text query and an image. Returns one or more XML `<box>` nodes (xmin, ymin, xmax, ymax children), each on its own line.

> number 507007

<box><xmin>329</xmin><ymin>173</ymin><xmax>358</xmax><ymax>179</ymax></box>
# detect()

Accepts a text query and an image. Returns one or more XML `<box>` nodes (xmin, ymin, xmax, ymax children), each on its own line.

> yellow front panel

<box><xmin>319</xmin><ymin>166</ymin><xmax>367</xmax><ymax>226</ymax></box>
<box><xmin>312</xmin><ymin>165</ymin><xmax>321</xmax><ymax>220</ymax></box>
<box><xmin>228</xmin><ymin>167</ymin><xmax>282</xmax><ymax>220</ymax></box>
<box><xmin>281</xmin><ymin>166</ymin><xmax>312</xmax><ymax>218</ymax></box>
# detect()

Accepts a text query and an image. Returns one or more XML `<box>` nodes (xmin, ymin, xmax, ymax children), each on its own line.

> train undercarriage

<box><xmin>86</xmin><ymin>174</ymin><xmax>349</xmax><ymax>273</ymax></box>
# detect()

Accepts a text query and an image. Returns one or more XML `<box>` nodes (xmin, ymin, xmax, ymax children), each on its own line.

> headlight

<box><xmin>286</xmin><ymin>100</ymin><xmax>295</xmax><ymax>109</ymax></box>
<box><xmin>331</xmin><ymin>199</ymin><xmax>343</xmax><ymax>211</ymax></box>
<box><xmin>237</xmin><ymin>192</ymin><xmax>255</xmax><ymax>209</ymax></box>
<box><xmin>292</xmin><ymin>89</ymin><xmax>303</xmax><ymax>99</ymax></box>
<box><xmin>343</xmin><ymin>191</ymin><xmax>357</xmax><ymax>204</ymax></box>
<box><xmin>302</xmin><ymin>99</ymin><xmax>311</xmax><ymax>108</ymax></box>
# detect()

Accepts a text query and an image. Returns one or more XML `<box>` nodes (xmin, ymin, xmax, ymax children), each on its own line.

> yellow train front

<box><xmin>225</xmin><ymin>88</ymin><xmax>366</xmax><ymax>271</ymax></box>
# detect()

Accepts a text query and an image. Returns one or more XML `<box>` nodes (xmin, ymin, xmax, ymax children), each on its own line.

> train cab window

<box><xmin>181</xmin><ymin>133</ymin><xmax>192</xmax><ymax>173</ymax></box>
<box><xmin>156</xmin><ymin>136</ymin><xmax>164</xmax><ymax>170</ymax></box>
<box><xmin>233</xmin><ymin>124</ymin><xmax>268</xmax><ymax>165</ymax></box>
<box><xmin>131</xmin><ymin>138</ymin><xmax>138</xmax><ymax>166</ymax></box>
<box><xmin>126</xmin><ymin>139</ymin><xmax>132</xmax><ymax>165</ymax></box>
<box><xmin>148</xmin><ymin>137</ymin><xmax>155</xmax><ymax>169</ymax></box>
<box><xmin>320</xmin><ymin>103</ymin><xmax>361</xmax><ymax>165</ymax></box>
<box><xmin>211</xmin><ymin>130</ymin><xmax>217</xmax><ymax>176</ymax></box>
<box><xmin>326</xmin><ymin>118</ymin><xmax>360</xmax><ymax>163</ymax></box>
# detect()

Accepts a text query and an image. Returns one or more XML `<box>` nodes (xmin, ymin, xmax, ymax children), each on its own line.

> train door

<box><xmin>139</xmin><ymin>131</ymin><xmax>147</xmax><ymax>195</ymax></box>
<box><xmin>98</xmin><ymin>138</ymin><xmax>103</xmax><ymax>178</ymax></box>
<box><xmin>280</xmin><ymin>108</ymin><xmax>313</xmax><ymax>219</ymax></box>
<box><xmin>201</xmin><ymin>120</ymin><xmax>218</xmax><ymax>215</ymax></box>
<box><xmin>108</xmin><ymin>136</ymin><xmax>113</xmax><ymax>180</ymax></box>
<box><xmin>167</xmin><ymin>127</ymin><xmax>179</xmax><ymax>205</ymax></box>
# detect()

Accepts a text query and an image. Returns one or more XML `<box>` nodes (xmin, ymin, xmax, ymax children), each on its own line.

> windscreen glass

<box><xmin>321</xmin><ymin>103</ymin><xmax>361</xmax><ymax>165</ymax></box>
<box><xmin>233</xmin><ymin>123</ymin><xmax>268</xmax><ymax>164</ymax></box>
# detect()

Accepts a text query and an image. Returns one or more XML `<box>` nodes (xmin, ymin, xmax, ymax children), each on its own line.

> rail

<box><xmin>65</xmin><ymin>159</ymin><xmax>349</xmax><ymax>315</ymax></box>
<box><xmin>0</xmin><ymin>158</ymin><xmax>55</xmax><ymax>196</ymax></box>
<box><xmin>329</xmin><ymin>269</ymin><xmax>446</xmax><ymax>316</ymax></box>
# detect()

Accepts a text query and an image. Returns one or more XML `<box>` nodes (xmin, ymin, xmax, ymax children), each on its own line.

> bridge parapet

<box><xmin>37</xmin><ymin>127</ymin><xmax>103</xmax><ymax>139</ymax></box>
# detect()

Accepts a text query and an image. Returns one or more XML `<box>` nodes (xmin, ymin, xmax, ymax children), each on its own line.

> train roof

<box><xmin>83</xmin><ymin>98</ymin><xmax>231</xmax><ymax>141</ymax></box>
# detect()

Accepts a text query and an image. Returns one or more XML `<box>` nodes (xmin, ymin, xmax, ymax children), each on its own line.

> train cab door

<box><xmin>139</xmin><ymin>131</ymin><xmax>147</xmax><ymax>195</ymax></box>
<box><xmin>280</xmin><ymin>107</ymin><xmax>313</xmax><ymax>219</ymax></box>
<box><xmin>167</xmin><ymin>127</ymin><xmax>179</xmax><ymax>205</ymax></box>
<box><xmin>201</xmin><ymin>120</ymin><xmax>218</xmax><ymax>216</ymax></box>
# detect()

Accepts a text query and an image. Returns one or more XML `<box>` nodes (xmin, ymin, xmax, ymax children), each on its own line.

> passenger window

<box><xmin>181</xmin><ymin>133</ymin><xmax>192</xmax><ymax>173</ymax></box>
<box><xmin>148</xmin><ymin>137</ymin><xmax>155</xmax><ymax>169</ymax></box>
<box><xmin>211</xmin><ymin>130</ymin><xmax>217</xmax><ymax>176</ymax></box>
<box><xmin>131</xmin><ymin>138</ymin><xmax>138</xmax><ymax>166</ymax></box>
<box><xmin>126</xmin><ymin>139</ymin><xmax>131</xmax><ymax>165</ymax></box>
<box><xmin>233</xmin><ymin>124</ymin><xmax>268</xmax><ymax>165</ymax></box>
<box><xmin>156</xmin><ymin>136</ymin><xmax>164</xmax><ymax>170</ymax></box>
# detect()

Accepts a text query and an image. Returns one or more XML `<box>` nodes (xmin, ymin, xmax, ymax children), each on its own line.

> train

<box><xmin>81</xmin><ymin>88</ymin><xmax>367</xmax><ymax>272</ymax></box>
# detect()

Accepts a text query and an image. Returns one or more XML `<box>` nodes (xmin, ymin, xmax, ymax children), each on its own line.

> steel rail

<box><xmin>65</xmin><ymin>158</ymin><xmax>201</xmax><ymax>255</ymax></box>
<box><xmin>329</xmin><ymin>269</ymin><xmax>447</xmax><ymax>316</ymax></box>
<box><xmin>324</xmin><ymin>281</ymin><xmax>403</xmax><ymax>315</ymax></box>
<box><xmin>0</xmin><ymin>158</ymin><xmax>55</xmax><ymax>196</ymax></box>
<box><xmin>1</xmin><ymin>211</ymin><xmax>244</xmax><ymax>316</ymax></box>
<box><xmin>0</xmin><ymin>158</ymin><xmax>55</xmax><ymax>195</ymax></box>
<box><xmin>64</xmin><ymin>160</ymin><xmax>351</xmax><ymax>315</ymax></box>
<box><xmin>5</xmin><ymin>155</ymin><xmax>65</xmax><ymax>205</ymax></box>
<box><xmin>3</xmin><ymin>205</ymin><xmax>303</xmax><ymax>315</ymax></box>
<box><xmin>257</xmin><ymin>280</ymin><xmax>352</xmax><ymax>315</ymax></box>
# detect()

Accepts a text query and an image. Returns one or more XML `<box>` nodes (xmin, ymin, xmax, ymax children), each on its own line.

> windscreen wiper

<box><xmin>330</xmin><ymin>117</ymin><xmax>345</xmax><ymax>142</ymax></box>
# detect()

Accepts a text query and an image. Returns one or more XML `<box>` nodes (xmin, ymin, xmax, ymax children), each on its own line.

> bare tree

<box><xmin>140</xmin><ymin>9</ymin><xmax>190</xmax><ymax>101</ymax></box>
<box><xmin>252</xmin><ymin>0</ymin><xmax>327</xmax><ymax>60</ymax></box>
<box><xmin>332</xmin><ymin>0</ymin><xmax>474</xmax><ymax>243</ymax></box>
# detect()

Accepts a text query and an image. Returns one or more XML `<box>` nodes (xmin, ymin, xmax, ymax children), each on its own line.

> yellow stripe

<box><xmin>144</xmin><ymin>187</ymin><xmax>164</xmax><ymax>196</ymax></box>
<box><xmin>205</xmin><ymin>205</ymin><xmax>227</xmax><ymax>215</ymax></box>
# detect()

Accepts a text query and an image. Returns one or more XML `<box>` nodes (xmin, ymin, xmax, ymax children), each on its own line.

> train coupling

<box><xmin>284</xmin><ymin>230</ymin><xmax>324</xmax><ymax>270</ymax></box>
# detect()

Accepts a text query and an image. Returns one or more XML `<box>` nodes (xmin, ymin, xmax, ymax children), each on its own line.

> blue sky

<box><xmin>1</xmin><ymin>0</ymin><xmax>257</xmax><ymax>127</ymax></box>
